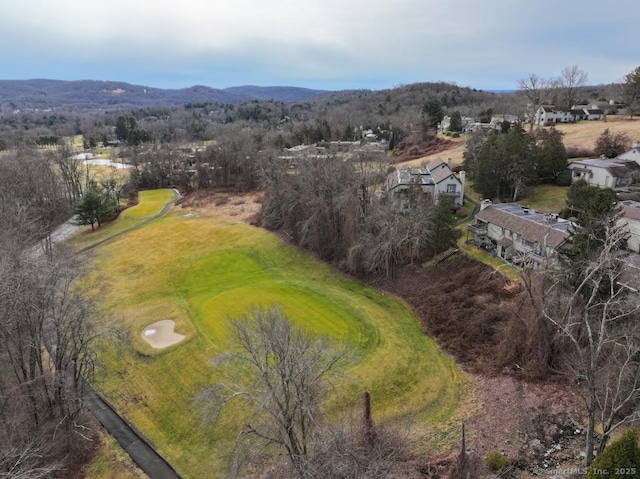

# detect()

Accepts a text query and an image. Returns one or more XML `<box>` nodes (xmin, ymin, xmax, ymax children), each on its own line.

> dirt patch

<box><xmin>176</xmin><ymin>189</ymin><xmax>262</xmax><ymax>224</ymax></box>
<box><xmin>365</xmin><ymin>256</ymin><xmax>585</xmax><ymax>474</ymax></box>
<box><xmin>142</xmin><ymin>320</ymin><xmax>185</xmax><ymax>349</ymax></box>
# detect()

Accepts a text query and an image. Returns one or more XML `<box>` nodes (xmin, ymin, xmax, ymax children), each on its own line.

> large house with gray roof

<box><xmin>468</xmin><ymin>202</ymin><xmax>572</xmax><ymax>266</ymax></box>
<box><xmin>566</xmin><ymin>157</ymin><xmax>640</xmax><ymax>188</ymax></box>
<box><xmin>385</xmin><ymin>159</ymin><xmax>465</xmax><ymax>209</ymax></box>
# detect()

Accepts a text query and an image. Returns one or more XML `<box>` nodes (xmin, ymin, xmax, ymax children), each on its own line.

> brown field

<box><xmin>395</xmin><ymin>116</ymin><xmax>640</xmax><ymax>170</ymax></box>
<box><xmin>552</xmin><ymin>115</ymin><xmax>640</xmax><ymax>150</ymax></box>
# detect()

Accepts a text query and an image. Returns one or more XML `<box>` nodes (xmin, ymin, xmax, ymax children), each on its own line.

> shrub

<box><xmin>556</xmin><ymin>170</ymin><xmax>572</xmax><ymax>186</ymax></box>
<box><xmin>485</xmin><ymin>451</ymin><xmax>510</xmax><ymax>471</ymax></box>
<box><xmin>587</xmin><ymin>428</ymin><xmax>640</xmax><ymax>478</ymax></box>
<box><xmin>452</xmin><ymin>132</ymin><xmax>460</xmax><ymax>138</ymax></box>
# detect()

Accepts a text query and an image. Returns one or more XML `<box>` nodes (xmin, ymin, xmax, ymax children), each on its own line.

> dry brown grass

<box><xmin>395</xmin><ymin>117</ymin><xmax>640</xmax><ymax>170</ymax></box>
<box><xmin>552</xmin><ymin>116</ymin><xmax>640</xmax><ymax>151</ymax></box>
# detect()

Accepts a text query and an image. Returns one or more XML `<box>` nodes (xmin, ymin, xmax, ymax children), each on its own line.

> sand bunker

<box><xmin>142</xmin><ymin>320</ymin><xmax>185</xmax><ymax>349</ymax></box>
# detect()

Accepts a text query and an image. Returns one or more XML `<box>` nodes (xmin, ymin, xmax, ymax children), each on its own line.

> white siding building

<box><xmin>385</xmin><ymin>159</ymin><xmax>465</xmax><ymax>209</ymax></box>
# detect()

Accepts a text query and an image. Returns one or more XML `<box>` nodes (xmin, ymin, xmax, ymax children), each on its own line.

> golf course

<box><xmin>78</xmin><ymin>189</ymin><xmax>465</xmax><ymax>478</ymax></box>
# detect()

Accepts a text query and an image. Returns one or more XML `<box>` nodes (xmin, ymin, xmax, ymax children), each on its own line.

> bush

<box><xmin>587</xmin><ymin>428</ymin><xmax>640</xmax><ymax>478</ymax></box>
<box><xmin>556</xmin><ymin>170</ymin><xmax>572</xmax><ymax>186</ymax></box>
<box><xmin>452</xmin><ymin>132</ymin><xmax>460</xmax><ymax>138</ymax></box>
<box><xmin>485</xmin><ymin>451</ymin><xmax>510</xmax><ymax>471</ymax></box>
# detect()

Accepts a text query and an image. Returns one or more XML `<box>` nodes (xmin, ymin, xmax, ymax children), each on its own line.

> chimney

<box><xmin>447</xmin><ymin>157</ymin><xmax>453</xmax><ymax>170</ymax></box>
<box><xmin>459</xmin><ymin>170</ymin><xmax>466</xmax><ymax>201</ymax></box>
<box><xmin>480</xmin><ymin>199</ymin><xmax>492</xmax><ymax>211</ymax></box>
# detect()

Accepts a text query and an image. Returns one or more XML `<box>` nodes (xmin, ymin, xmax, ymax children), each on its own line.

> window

<box><xmin>446</xmin><ymin>184</ymin><xmax>456</xmax><ymax>193</ymax></box>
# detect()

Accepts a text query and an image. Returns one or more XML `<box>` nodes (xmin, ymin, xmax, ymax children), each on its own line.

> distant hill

<box><xmin>223</xmin><ymin>85</ymin><xmax>329</xmax><ymax>102</ymax></box>
<box><xmin>0</xmin><ymin>79</ymin><xmax>330</xmax><ymax>109</ymax></box>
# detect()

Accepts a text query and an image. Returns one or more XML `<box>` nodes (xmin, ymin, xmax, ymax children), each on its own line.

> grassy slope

<box><xmin>83</xmin><ymin>207</ymin><xmax>463</xmax><ymax>478</ymax></box>
<box><xmin>69</xmin><ymin>189</ymin><xmax>176</xmax><ymax>250</ymax></box>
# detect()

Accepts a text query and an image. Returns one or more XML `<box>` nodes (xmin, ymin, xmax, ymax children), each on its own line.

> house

<box><xmin>533</xmin><ymin>104</ymin><xmax>604</xmax><ymax>125</ymax></box>
<box><xmin>534</xmin><ymin>106</ymin><xmax>573</xmax><ymax>126</ymax></box>
<box><xmin>620</xmin><ymin>200</ymin><xmax>640</xmax><ymax>253</ymax></box>
<box><xmin>440</xmin><ymin>115</ymin><xmax>474</xmax><ymax>133</ymax></box>
<box><xmin>385</xmin><ymin>159</ymin><xmax>465</xmax><ymax>209</ymax></box>
<box><xmin>566</xmin><ymin>157</ymin><xmax>640</xmax><ymax>188</ymax></box>
<box><xmin>468</xmin><ymin>202</ymin><xmax>572</xmax><ymax>265</ymax></box>
<box><xmin>617</xmin><ymin>142</ymin><xmax>640</xmax><ymax>162</ymax></box>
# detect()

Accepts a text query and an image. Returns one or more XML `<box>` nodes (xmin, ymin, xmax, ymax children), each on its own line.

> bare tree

<box><xmin>199</xmin><ymin>305</ymin><xmax>347</xmax><ymax>477</ymax></box>
<box><xmin>52</xmin><ymin>147</ymin><xmax>84</xmax><ymax>206</ymax></box>
<box><xmin>556</xmin><ymin>65</ymin><xmax>589</xmax><ymax>109</ymax></box>
<box><xmin>542</xmin><ymin>215</ymin><xmax>640</xmax><ymax>465</ymax></box>
<box><xmin>517</xmin><ymin>73</ymin><xmax>553</xmax><ymax>132</ymax></box>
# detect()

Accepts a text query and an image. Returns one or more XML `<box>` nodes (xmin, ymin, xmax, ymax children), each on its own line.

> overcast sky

<box><xmin>1</xmin><ymin>0</ymin><xmax>638</xmax><ymax>91</ymax></box>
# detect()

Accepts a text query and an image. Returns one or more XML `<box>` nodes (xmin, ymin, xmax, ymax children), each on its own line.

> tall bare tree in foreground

<box><xmin>199</xmin><ymin>305</ymin><xmax>346</xmax><ymax>477</ymax></box>
<box><xmin>543</xmin><ymin>212</ymin><xmax>640</xmax><ymax>466</ymax></box>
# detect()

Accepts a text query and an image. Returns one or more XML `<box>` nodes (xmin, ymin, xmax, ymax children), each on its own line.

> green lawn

<box><xmin>517</xmin><ymin>184</ymin><xmax>568</xmax><ymax>213</ymax></box>
<box><xmin>69</xmin><ymin>189</ymin><xmax>176</xmax><ymax>250</ymax></box>
<box><xmin>83</xmin><ymin>205</ymin><xmax>464</xmax><ymax>478</ymax></box>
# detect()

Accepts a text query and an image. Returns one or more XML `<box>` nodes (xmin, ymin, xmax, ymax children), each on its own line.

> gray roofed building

<box><xmin>469</xmin><ymin>203</ymin><xmax>572</xmax><ymax>265</ymax></box>
<box><xmin>385</xmin><ymin>160</ymin><xmax>465</xmax><ymax>209</ymax></box>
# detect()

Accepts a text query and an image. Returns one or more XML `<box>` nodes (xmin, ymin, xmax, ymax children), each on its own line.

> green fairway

<box><xmin>85</xmin><ymin>202</ymin><xmax>463</xmax><ymax>478</ymax></box>
<box><xmin>69</xmin><ymin>189</ymin><xmax>176</xmax><ymax>250</ymax></box>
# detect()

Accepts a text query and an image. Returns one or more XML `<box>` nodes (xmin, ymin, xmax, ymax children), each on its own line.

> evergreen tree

<box><xmin>448</xmin><ymin>111</ymin><xmax>462</xmax><ymax>132</ymax></box>
<box><xmin>587</xmin><ymin>428</ymin><xmax>640</xmax><ymax>478</ymax></box>
<box><xmin>427</xmin><ymin>194</ymin><xmax>461</xmax><ymax>256</ymax></box>
<box><xmin>535</xmin><ymin>128</ymin><xmax>568</xmax><ymax>182</ymax></box>
<box><xmin>421</xmin><ymin>98</ymin><xmax>445</xmax><ymax>129</ymax></box>
<box><xmin>73</xmin><ymin>182</ymin><xmax>114</xmax><ymax>231</ymax></box>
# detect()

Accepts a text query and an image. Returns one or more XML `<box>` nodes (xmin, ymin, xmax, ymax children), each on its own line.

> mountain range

<box><xmin>0</xmin><ymin>79</ymin><xmax>331</xmax><ymax>109</ymax></box>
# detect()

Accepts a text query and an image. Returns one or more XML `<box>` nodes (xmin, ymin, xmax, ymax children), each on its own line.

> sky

<box><xmin>1</xmin><ymin>0</ymin><xmax>638</xmax><ymax>92</ymax></box>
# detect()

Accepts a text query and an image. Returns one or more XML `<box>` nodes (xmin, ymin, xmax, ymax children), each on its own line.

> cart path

<box><xmin>74</xmin><ymin>188</ymin><xmax>181</xmax><ymax>255</ymax></box>
<box><xmin>51</xmin><ymin>188</ymin><xmax>184</xmax><ymax>478</ymax></box>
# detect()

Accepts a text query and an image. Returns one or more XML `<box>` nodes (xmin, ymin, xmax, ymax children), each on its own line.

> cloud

<box><xmin>1</xmin><ymin>0</ymin><xmax>638</xmax><ymax>89</ymax></box>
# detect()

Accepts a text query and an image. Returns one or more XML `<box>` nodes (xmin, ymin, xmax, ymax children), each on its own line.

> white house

<box><xmin>534</xmin><ymin>104</ymin><xmax>604</xmax><ymax>125</ymax></box>
<box><xmin>617</xmin><ymin>142</ymin><xmax>640</xmax><ymax>162</ymax></box>
<box><xmin>469</xmin><ymin>202</ymin><xmax>572</xmax><ymax>265</ymax></box>
<box><xmin>534</xmin><ymin>106</ymin><xmax>573</xmax><ymax>125</ymax></box>
<box><xmin>566</xmin><ymin>157</ymin><xmax>640</xmax><ymax>188</ymax></box>
<box><xmin>385</xmin><ymin>159</ymin><xmax>465</xmax><ymax>209</ymax></box>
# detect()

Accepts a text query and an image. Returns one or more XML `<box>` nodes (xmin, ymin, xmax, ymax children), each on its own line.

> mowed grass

<box><xmin>69</xmin><ymin>189</ymin><xmax>176</xmax><ymax>250</ymax></box>
<box><xmin>85</xmin><ymin>208</ymin><xmax>463</xmax><ymax>478</ymax></box>
<box><xmin>517</xmin><ymin>184</ymin><xmax>568</xmax><ymax>213</ymax></box>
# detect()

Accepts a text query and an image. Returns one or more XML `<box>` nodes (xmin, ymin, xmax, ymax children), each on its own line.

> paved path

<box><xmin>84</xmin><ymin>382</ymin><xmax>182</xmax><ymax>479</ymax></box>
<box><xmin>75</xmin><ymin>188</ymin><xmax>180</xmax><ymax>255</ymax></box>
<box><xmin>53</xmin><ymin>189</ymin><xmax>183</xmax><ymax>478</ymax></box>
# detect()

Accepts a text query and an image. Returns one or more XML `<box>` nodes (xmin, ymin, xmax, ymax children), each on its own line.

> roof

<box><xmin>568</xmin><ymin>158</ymin><xmax>640</xmax><ymax>178</ymax></box>
<box><xmin>621</xmin><ymin>200</ymin><xmax>640</xmax><ymax>221</ymax></box>
<box><xmin>386</xmin><ymin>168</ymin><xmax>433</xmax><ymax>191</ymax></box>
<box><xmin>386</xmin><ymin>160</ymin><xmax>461</xmax><ymax>191</ymax></box>
<box><xmin>426</xmin><ymin>158</ymin><xmax>447</xmax><ymax>171</ymax></box>
<box><xmin>619</xmin><ymin>253</ymin><xmax>640</xmax><ymax>292</ymax></box>
<box><xmin>475</xmin><ymin>203</ymin><xmax>572</xmax><ymax>249</ymax></box>
<box><xmin>432</xmin><ymin>168</ymin><xmax>458</xmax><ymax>184</ymax></box>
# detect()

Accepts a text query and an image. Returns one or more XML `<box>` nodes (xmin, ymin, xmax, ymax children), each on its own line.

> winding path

<box><xmin>74</xmin><ymin>188</ymin><xmax>180</xmax><ymax>255</ymax></box>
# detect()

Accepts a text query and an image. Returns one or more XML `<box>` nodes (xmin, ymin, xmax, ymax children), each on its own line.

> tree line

<box><xmin>0</xmin><ymin>152</ymin><xmax>109</xmax><ymax>478</ymax></box>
